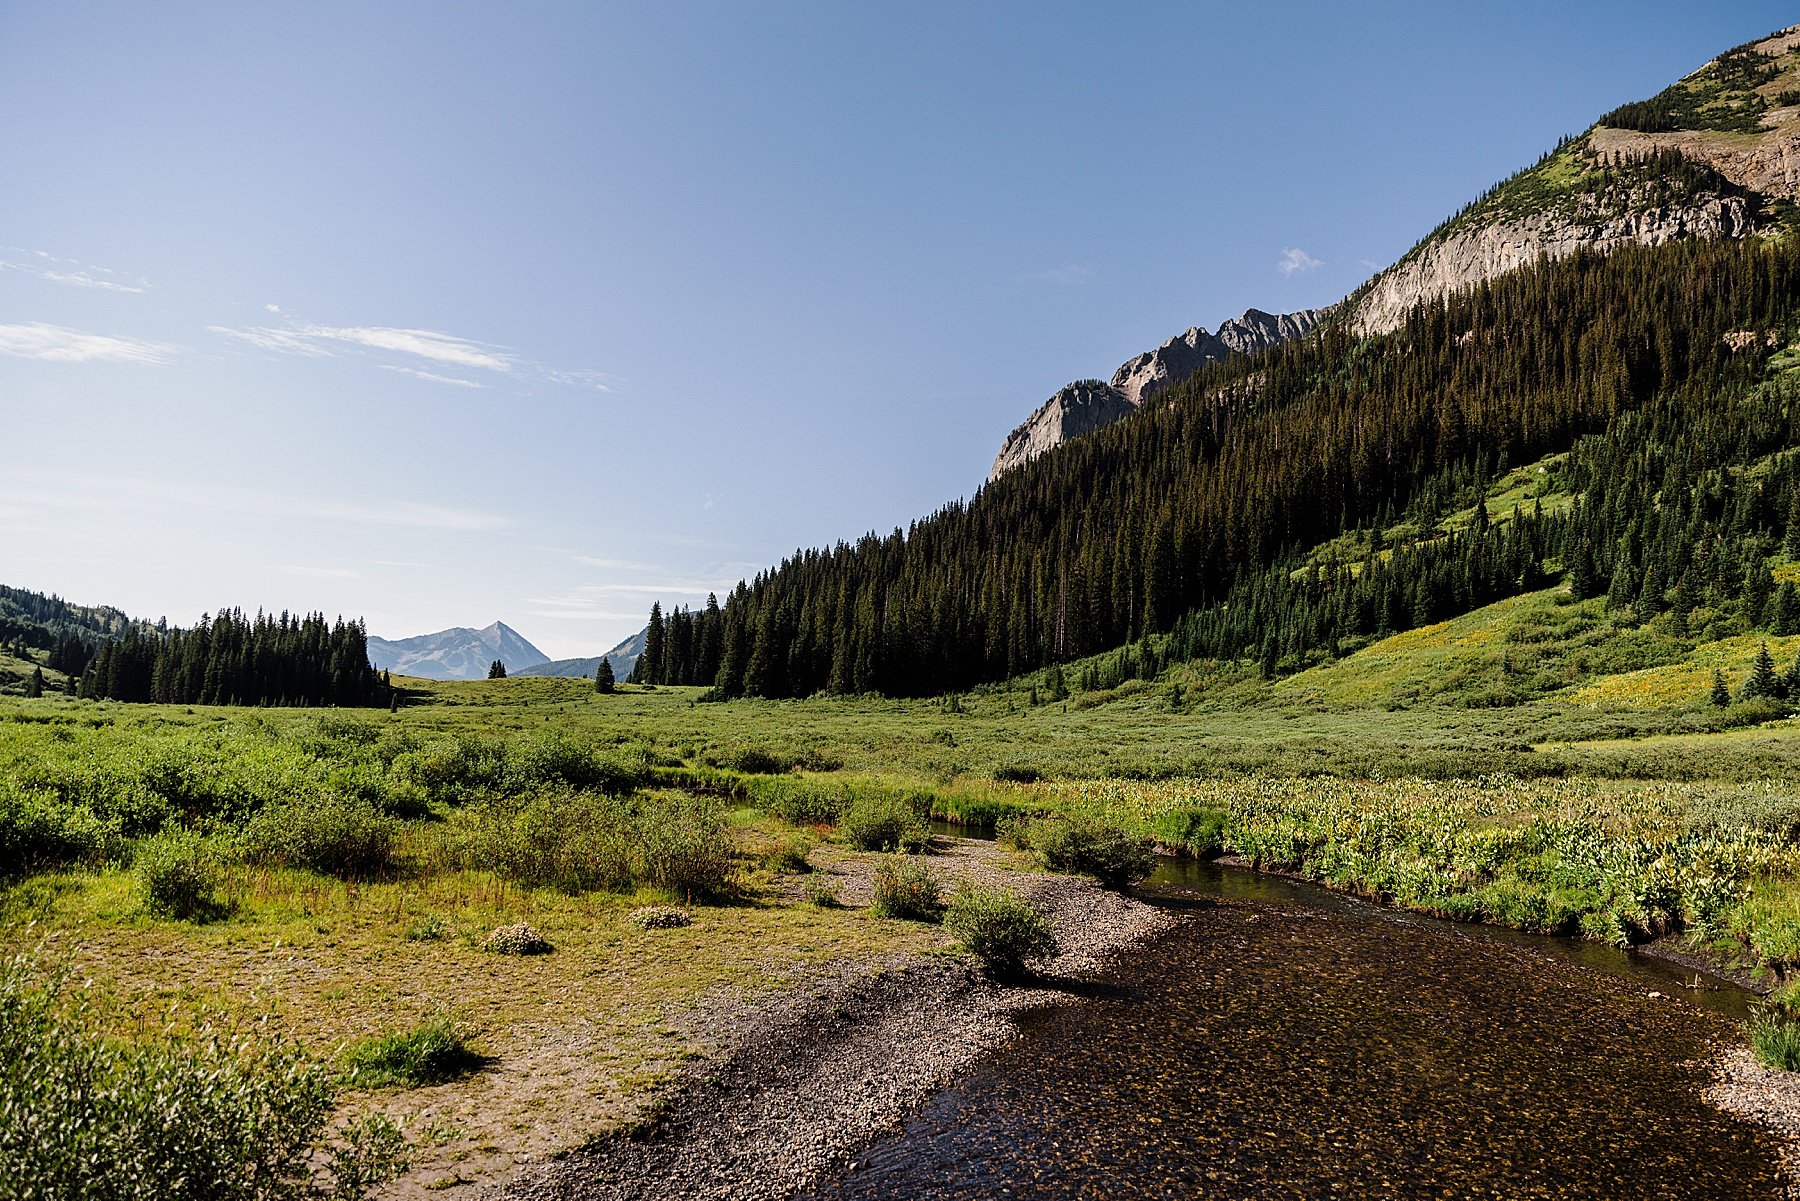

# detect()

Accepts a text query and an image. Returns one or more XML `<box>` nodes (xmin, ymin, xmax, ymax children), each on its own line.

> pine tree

<box><xmin>24</xmin><ymin>667</ymin><xmax>43</xmax><ymax>698</ymax></box>
<box><xmin>487</xmin><ymin>659</ymin><xmax>507</xmax><ymax>679</ymax></box>
<box><xmin>595</xmin><ymin>659</ymin><xmax>615</xmax><ymax>693</ymax></box>
<box><xmin>1742</xmin><ymin>641</ymin><xmax>1780</xmax><ymax>700</ymax></box>
<box><xmin>1711</xmin><ymin>669</ymin><xmax>1732</xmax><ymax>707</ymax></box>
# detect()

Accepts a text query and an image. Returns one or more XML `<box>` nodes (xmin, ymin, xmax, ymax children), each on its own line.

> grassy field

<box><xmin>9</xmin><ymin>585</ymin><xmax>1800</xmax><ymax>1193</ymax></box>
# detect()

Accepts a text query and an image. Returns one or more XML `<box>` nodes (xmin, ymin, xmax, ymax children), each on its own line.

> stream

<box><xmin>804</xmin><ymin>853</ymin><xmax>1786</xmax><ymax>1199</ymax></box>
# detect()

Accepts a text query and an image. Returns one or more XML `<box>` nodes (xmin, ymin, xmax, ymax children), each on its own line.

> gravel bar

<box><xmin>492</xmin><ymin>840</ymin><xmax>1174</xmax><ymax>1201</ymax></box>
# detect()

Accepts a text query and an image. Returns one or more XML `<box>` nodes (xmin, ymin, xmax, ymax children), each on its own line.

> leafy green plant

<box><xmin>633</xmin><ymin>792</ymin><xmax>732</xmax><ymax>897</ymax></box>
<box><xmin>1751</xmin><ymin>1006</ymin><xmax>1800</xmax><ymax>1071</ymax></box>
<box><xmin>133</xmin><ymin>826</ymin><xmax>218</xmax><ymax>920</ymax></box>
<box><xmin>1027</xmin><ymin>816</ymin><xmax>1155</xmax><ymax>890</ymax></box>
<box><xmin>341</xmin><ymin>1015</ymin><xmax>484</xmax><ymax>1088</ymax></box>
<box><xmin>0</xmin><ymin>956</ymin><xmax>408</xmax><ymax>1199</ymax></box>
<box><xmin>944</xmin><ymin>885</ymin><xmax>1058</xmax><ymax>978</ymax></box>
<box><xmin>869</xmin><ymin>855</ymin><xmax>941</xmax><ymax>921</ymax></box>
<box><xmin>241</xmin><ymin>792</ymin><xmax>400</xmax><ymax>880</ymax></box>
<box><xmin>460</xmin><ymin>789</ymin><xmax>633</xmax><ymax>893</ymax></box>
<box><xmin>764</xmin><ymin>834</ymin><xmax>815</xmax><ymax>873</ymax></box>
<box><xmin>842</xmin><ymin>791</ymin><xmax>926</xmax><ymax>852</ymax></box>
<box><xmin>803</xmin><ymin>873</ymin><xmax>841</xmax><ymax>907</ymax></box>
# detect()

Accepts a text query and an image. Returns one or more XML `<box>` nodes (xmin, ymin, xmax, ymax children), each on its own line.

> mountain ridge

<box><xmin>367</xmin><ymin>621</ymin><xmax>549</xmax><ymax>681</ymax></box>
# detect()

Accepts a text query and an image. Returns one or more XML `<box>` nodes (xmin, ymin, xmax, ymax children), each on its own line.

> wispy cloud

<box><xmin>0</xmin><ymin>247</ymin><xmax>151</xmax><ymax>293</ymax></box>
<box><xmin>1278</xmin><ymin>247</ymin><xmax>1323</xmax><ymax>277</ymax></box>
<box><xmin>210</xmin><ymin>310</ymin><xmax>610</xmax><ymax>391</ymax></box>
<box><xmin>1023</xmin><ymin>262</ymin><xmax>1096</xmax><ymax>287</ymax></box>
<box><xmin>271</xmin><ymin>565</ymin><xmax>361</xmax><ymax>579</ymax></box>
<box><xmin>0</xmin><ymin>471</ymin><xmax>509</xmax><ymax>533</ymax></box>
<box><xmin>0</xmin><ymin>322</ymin><xmax>176</xmax><ymax>364</ymax></box>
<box><xmin>382</xmin><ymin>365</ymin><xmax>486</xmax><ymax>389</ymax></box>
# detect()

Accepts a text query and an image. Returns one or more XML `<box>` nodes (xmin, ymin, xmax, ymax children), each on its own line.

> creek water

<box><xmin>805</xmin><ymin>853</ymin><xmax>1786</xmax><ymax>1199</ymax></box>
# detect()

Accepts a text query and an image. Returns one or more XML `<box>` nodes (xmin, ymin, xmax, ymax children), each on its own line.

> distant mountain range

<box><xmin>367</xmin><ymin>620</ymin><xmax>647</xmax><ymax>682</ymax></box>
<box><xmin>367</xmin><ymin>621</ymin><xmax>550</xmax><ymax>680</ymax></box>
<box><xmin>515</xmin><ymin>628</ymin><xmax>647</xmax><ymax>682</ymax></box>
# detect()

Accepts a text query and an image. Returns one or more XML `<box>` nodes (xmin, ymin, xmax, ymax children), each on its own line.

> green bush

<box><xmin>944</xmin><ymin>885</ymin><xmax>1059</xmax><ymax>978</ymax></box>
<box><xmin>341</xmin><ymin>1015</ymin><xmax>483</xmax><ymax>1088</ymax></box>
<box><xmin>843</xmin><ymin>791</ymin><xmax>926</xmax><ymax>852</ymax></box>
<box><xmin>0</xmin><ymin>785</ymin><xmax>120</xmax><ymax>876</ymax></box>
<box><xmin>870</xmin><ymin>855</ymin><xmax>942</xmax><ymax>921</ymax></box>
<box><xmin>0</xmin><ymin>956</ymin><xmax>408</xmax><ymax>1199</ymax></box>
<box><xmin>1028</xmin><ymin>816</ymin><xmax>1155</xmax><ymax>890</ymax></box>
<box><xmin>505</xmin><ymin>732</ymin><xmax>637</xmax><ymax>794</ymax></box>
<box><xmin>633</xmin><ymin>792</ymin><xmax>732</xmax><ymax>898</ymax></box>
<box><xmin>1151</xmin><ymin>807</ymin><xmax>1228</xmax><ymax>857</ymax></box>
<box><xmin>461</xmin><ymin>790</ymin><xmax>633</xmax><ymax>893</ymax></box>
<box><xmin>745</xmin><ymin>776</ymin><xmax>845</xmax><ymax>825</ymax></box>
<box><xmin>1751</xmin><ymin>1007</ymin><xmax>1800</xmax><ymax>1071</ymax></box>
<box><xmin>241</xmin><ymin>792</ymin><xmax>400</xmax><ymax>880</ymax></box>
<box><xmin>134</xmin><ymin>827</ymin><xmax>218</xmax><ymax>920</ymax></box>
<box><xmin>764</xmin><ymin>835</ymin><xmax>814</xmax><ymax>873</ymax></box>
<box><xmin>803</xmin><ymin>874</ymin><xmax>841</xmax><ymax>907</ymax></box>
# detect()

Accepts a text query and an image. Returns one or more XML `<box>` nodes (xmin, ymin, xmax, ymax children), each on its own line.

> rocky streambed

<box><xmin>494</xmin><ymin>842</ymin><xmax>1800</xmax><ymax>1200</ymax></box>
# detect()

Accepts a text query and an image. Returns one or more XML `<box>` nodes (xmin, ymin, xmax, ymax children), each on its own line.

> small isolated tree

<box><xmin>595</xmin><ymin>659</ymin><xmax>615</xmax><ymax>694</ymax></box>
<box><xmin>1711</xmin><ymin>669</ymin><xmax>1733</xmax><ymax>707</ymax></box>
<box><xmin>1742</xmin><ymin>642</ymin><xmax>1781</xmax><ymax>701</ymax></box>
<box><xmin>25</xmin><ymin>667</ymin><xmax>43</xmax><ymax>699</ymax></box>
<box><xmin>487</xmin><ymin>659</ymin><xmax>507</xmax><ymax>680</ymax></box>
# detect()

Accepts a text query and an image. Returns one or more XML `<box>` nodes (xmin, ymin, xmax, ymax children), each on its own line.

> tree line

<box><xmin>629</xmin><ymin>236</ymin><xmax>1800</xmax><ymax>697</ymax></box>
<box><xmin>79</xmin><ymin>608</ymin><xmax>390</xmax><ymax>708</ymax></box>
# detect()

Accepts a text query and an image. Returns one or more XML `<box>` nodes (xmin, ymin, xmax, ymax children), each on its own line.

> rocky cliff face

<box><xmin>1350</xmin><ymin>188</ymin><xmax>1758</xmax><ymax>335</ymax></box>
<box><xmin>1349</xmin><ymin>26</ymin><xmax>1800</xmax><ymax>334</ymax></box>
<box><xmin>990</xmin><ymin>308</ymin><xmax>1326</xmax><ymax>481</ymax></box>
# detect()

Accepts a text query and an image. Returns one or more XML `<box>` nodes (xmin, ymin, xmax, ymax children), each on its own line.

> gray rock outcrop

<box><xmin>1350</xmin><ymin>188</ymin><xmax>1758</xmax><ymax>335</ymax></box>
<box><xmin>989</xmin><ymin>308</ymin><xmax>1327</xmax><ymax>481</ymax></box>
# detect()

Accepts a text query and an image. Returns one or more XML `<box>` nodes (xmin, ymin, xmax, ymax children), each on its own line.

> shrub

<box><xmin>241</xmin><ymin>792</ymin><xmax>400</xmax><ymax>880</ymax></box>
<box><xmin>721</xmin><ymin>746</ymin><xmax>793</xmax><ymax>775</ymax></box>
<box><xmin>745</xmin><ymin>776</ymin><xmax>845</xmax><ymax>825</ymax></box>
<box><xmin>764</xmin><ymin>835</ymin><xmax>815</xmax><ymax>874</ymax></box>
<box><xmin>402</xmin><ymin>915</ymin><xmax>452</xmax><ymax>942</ymax></box>
<box><xmin>1029</xmin><ymin>817</ymin><xmax>1155</xmax><ymax>890</ymax></box>
<box><xmin>627</xmin><ymin>905</ymin><xmax>691</xmax><ymax>930</ymax></box>
<box><xmin>803</xmin><ymin>874</ymin><xmax>841</xmax><ymax>907</ymax></box>
<box><xmin>481</xmin><ymin>923</ymin><xmax>550</xmax><ymax>955</ymax></box>
<box><xmin>870</xmin><ymin>856</ymin><xmax>942</xmax><ymax>921</ymax></box>
<box><xmin>505</xmin><ymin>732</ymin><xmax>637</xmax><ymax>794</ymax></box>
<box><xmin>134</xmin><ymin>827</ymin><xmax>217</xmax><ymax>920</ymax></box>
<box><xmin>944</xmin><ymin>886</ymin><xmax>1059</xmax><ymax>979</ymax></box>
<box><xmin>633</xmin><ymin>792</ymin><xmax>732</xmax><ymax>898</ymax></box>
<box><xmin>461</xmin><ymin>790</ymin><xmax>633</xmax><ymax>894</ymax></box>
<box><xmin>0</xmin><ymin>956</ymin><xmax>408</xmax><ymax>1199</ymax></box>
<box><xmin>342</xmin><ymin>1015</ymin><xmax>483</xmax><ymax>1088</ymax></box>
<box><xmin>1152</xmin><ymin>808</ymin><xmax>1228</xmax><ymax>857</ymax></box>
<box><xmin>843</xmin><ymin>792</ymin><xmax>925</xmax><ymax>852</ymax></box>
<box><xmin>0</xmin><ymin>785</ymin><xmax>120</xmax><ymax>876</ymax></box>
<box><xmin>1751</xmin><ymin>1007</ymin><xmax>1800</xmax><ymax>1071</ymax></box>
<box><xmin>993</xmin><ymin>764</ymin><xmax>1043</xmax><ymax>784</ymax></box>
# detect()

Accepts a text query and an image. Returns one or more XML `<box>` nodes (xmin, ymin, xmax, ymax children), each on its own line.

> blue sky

<box><xmin>1</xmin><ymin>1</ymin><xmax>1792</xmax><ymax>658</ymax></box>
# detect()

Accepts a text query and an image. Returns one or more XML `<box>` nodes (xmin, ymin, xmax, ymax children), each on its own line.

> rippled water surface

<box><xmin>807</xmin><ymin>862</ymin><xmax>1783</xmax><ymax>1199</ymax></box>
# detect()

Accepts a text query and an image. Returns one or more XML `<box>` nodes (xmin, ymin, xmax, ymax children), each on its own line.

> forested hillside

<box><xmin>633</xmin><ymin>238</ymin><xmax>1800</xmax><ymax>697</ymax></box>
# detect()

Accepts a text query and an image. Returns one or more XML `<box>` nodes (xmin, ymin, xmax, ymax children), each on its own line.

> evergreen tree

<box><xmin>1711</xmin><ymin>669</ymin><xmax>1732</xmax><ymax>707</ymax></box>
<box><xmin>1742</xmin><ymin>641</ymin><xmax>1780</xmax><ymax>700</ymax></box>
<box><xmin>487</xmin><ymin>659</ymin><xmax>507</xmax><ymax>679</ymax></box>
<box><xmin>595</xmin><ymin>659</ymin><xmax>615</xmax><ymax>693</ymax></box>
<box><xmin>24</xmin><ymin>667</ymin><xmax>43</xmax><ymax>698</ymax></box>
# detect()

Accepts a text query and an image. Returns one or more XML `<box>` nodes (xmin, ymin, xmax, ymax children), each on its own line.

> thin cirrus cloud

<box><xmin>210</xmin><ymin>313</ymin><xmax>611</xmax><ymax>391</ymax></box>
<box><xmin>271</xmin><ymin>565</ymin><xmax>362</xmax><ymax>579</ymax></box>
<box><xmin>0</xmin><ymin>321</ymin><xmax>177</xmax><ymax>365</ymax></box>
<box><xmin>0</xmin><ymin>247</ymin><xmax>151</xmax><ymax>293</ymax></box>
<box><xmin>1277</xmin><ymin>247</ymin><xmax>1323</xmax><ymax>277</ymax></box>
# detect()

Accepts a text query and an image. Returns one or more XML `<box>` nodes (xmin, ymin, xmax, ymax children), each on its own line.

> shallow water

<box><xmin>805</xmin><ymin>858</ymin><xmax>1785</xmax><ymax>1199</ymax></box>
